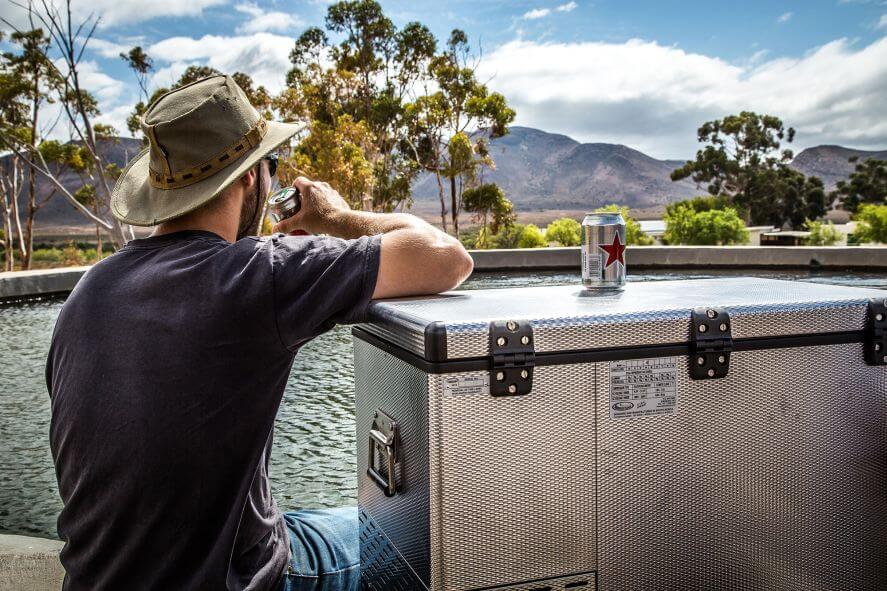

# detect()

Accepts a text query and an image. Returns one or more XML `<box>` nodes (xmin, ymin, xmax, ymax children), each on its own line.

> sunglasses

<box><xmin>263</xmin><ymin>152</ymin><xmax>279</xmax><ymax>178</ymax></box>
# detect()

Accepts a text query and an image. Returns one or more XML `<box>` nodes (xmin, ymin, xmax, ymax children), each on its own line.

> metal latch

<box><xmin>690</xmin><ymin>307</ymin><xmax>732</xmax><ymax>380</ymax></box>
<box><xmin>865</xmin><ymin>298</ymin><xmax>887</xmax><ymax>366</ymax></box>
<box><xmin>489</xmin><ymin>320</ymin><xmax>535</xmax><ymax>396</ymax></box>
<box><xmin>367</xmin><ymin>409</ymin><xmax>399</xmax><ymax>497</ymax></box>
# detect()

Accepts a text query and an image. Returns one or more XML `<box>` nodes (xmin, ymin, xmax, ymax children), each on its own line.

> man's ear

<box><xmin>239</xmin><ymin>167</ymin><xmax>256</xmax><ymax>190</ymax></box>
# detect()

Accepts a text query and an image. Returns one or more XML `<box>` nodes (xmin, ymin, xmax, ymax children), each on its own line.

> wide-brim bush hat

<box><xmin>111</xmin><ymin>74</ymin><xmax>300</xmax><ymax>226</ymax></box>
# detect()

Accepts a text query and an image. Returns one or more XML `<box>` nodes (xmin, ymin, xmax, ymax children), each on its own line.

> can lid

<box><xmin>267</xmin><ymin>187</ymin><xmax>298</xmax><ymax>205</ymax></box>
<box><xmin>584</xmin><ymin>212</ymin><xmax>623</xmax><ymax>221</ymax></box>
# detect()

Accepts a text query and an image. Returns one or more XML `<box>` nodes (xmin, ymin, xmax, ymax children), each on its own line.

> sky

<box><xmin>2</xmin><ymin>0</ymin><xmax>886</xmax><ymax>159</ymax></box>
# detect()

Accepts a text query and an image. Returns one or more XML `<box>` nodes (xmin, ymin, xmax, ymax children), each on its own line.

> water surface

<box><xmin>1</xmin><ymin>269</ymin><xmax>884</xmax><ymax>538</ymax></box>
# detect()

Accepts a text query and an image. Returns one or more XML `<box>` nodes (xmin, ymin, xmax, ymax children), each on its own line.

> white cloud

<box><xmin>522</xmin><ymin>2</ymin><xmax>577</xmax><ymax>19</ymax></box>
<box><xmin>148</xmin><ymin>32</ymin><xmax>294</xmax><ymax>93</ymax></box>
<box><xmin>76</xmin><ymin>0</ymin><xmax>229</xmax><ymax>27</ymax></box>
<box><xmin>89</xmin><ymin>38</ymin><xmax>129</xmax><ymax>59</ymax></box>
<box><xmin>478</xmin><ymin>37</ymin><xmax>887</xmax><ymax>158</ymax></box>
<box><xmin>234</xmin><ymin>2</ymin><xmax>304</xmax><ymax>34</ymax></box>
<box><xmin>777</xmin><ymin>12</ymin><xmax>793</xmax><ymax>23</ymax></box>
<box><xmin>522</xmin><ymin>8</ymin><xmax>551</xmax><ymax>20</ymax></box>
<box><xmin>878</xmin><ymin>14</ymin><xmax>887</xmax><ymax>29</ymax></box>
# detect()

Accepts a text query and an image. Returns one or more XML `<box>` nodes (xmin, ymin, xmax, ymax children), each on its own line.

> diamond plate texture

<box><xmin>478</xmin><ymin>572</ymin><xmax>596</xmax><ymax>590</ymax></box>
<box><xmin>354</xmin><ymin>338</ymin><xmax>431</xmax><ymax>586</ymax></box>
<box><xmin>596</xmin><ymin>343</ymin><xmax>887</xmax><ymax>590</ymax></box>
<box><xmin>428</xmin><ymin>365</ymin><xmax>597</xmax><ymax>591</ymax></box>
<box><xmin>361</xmin><ymin>279</ymin><xmax>887</xmax><ymax>360</ymax></box>
<box><xmin>359</xmin><ymin>509</ymin><xmax>426</xmax><ymax>590</ymax></box>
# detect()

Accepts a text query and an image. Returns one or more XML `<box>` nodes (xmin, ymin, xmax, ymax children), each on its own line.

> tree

<box><xmin>461</xmin><ymin>183</ymin><xmax>514</xmax><ymax>248</ymax></box>
<box><xmin>119</xmin><ymin>46</ymin><xmax>153</xmax><ymax>102</ymax></box>
<box><xmin>804</xmin><ymin>219</ymin><xmax>842</xmax><ymax>246</ymax></box>
<box><xmin>283</xmin><ymin>1</ymin><xmax>438</xmax><ymax>213</ymax></box>
<box><xmin>517</xmin><ymin>224</ymin><xmax>547</xmax><ymax>248</ymax></box>
<box><xmin>594</xmin><ymin>204</ymin><xmax>654</xmax><ymax>245</ymax></box>
<box><xmin>830</xmin><ymin>157</ymin><xmax>886</xmax><ymax>214</ymax></box>
<box><xmin>417</xmin><ymin>30</ymin><xmax>515</xmax><ymax>236</ymax></box>
<box><xmin>545</xmin><ymin>217</ymin><xmax>581</xmax><ymax>246</ymax></box>
<box><xmin>663</xmin><ymin>202</ymin><xmax>749</xmax><ymax>245</ymax></box>
<box><xmin>854</xmin><ymin>204</ymin><xmax>887</xmax><ymax>244</ymax></box>
<box><xmin>671</xmin><ymin>111</ymin><xmax>827</xmax><ymax>228</ymax></box>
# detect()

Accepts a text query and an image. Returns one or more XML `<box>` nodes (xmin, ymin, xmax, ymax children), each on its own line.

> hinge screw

<box><xmin>876</xmin><ymin>343</ymin><xmax>882</xmax><ymax>352</ymax></box>
<box><xmin>719</xmin><ymin>323</ymin><xmax>728</xmax><ymax>332</ymax></box>
<box><xmin>508</xmin><ymin>384</ymin><xmax>517</xmax><ymax>394</ymax></box>
<box><xmin>707</xmin><ymin>369</ymin><xmax>715</xmax><ymax>377</ymax></box>
<box><xmin>520</xmin><ymin>369</ymin><xmax>529</xmax><ymax>379</ymax></box>
<box><xmin>718</xmin><ymin>355</ymin><xmax>726</xmax><ymax>364</ymax></box>
<box><xmin>706</xmin><ymin>309</ymin><xmax>717</xmax><ymax>319</ymax></box>
<box><xmin>696</xmin><ymin>356</ymin><xmax>705</xmax><ymax>365</ymax></box>
<box><xmin>877</xmin><ymin>313</ymin><xmax>885</xmax><ymax>322</ymax></box>
<box><xmin>506</xmin><ymin>321</ymin><xmax>518</xmax><ymax>331</ymax></box>
<box><xmin>698</xmin><ymin>324</ymin><xmax>708</xmax><ymax>333</ymax></box>
<box><xmin>520</xmin><ymin>335</ymin><xmax>530</xmax><ymax>345</ymax></box>
<box><xmin>496</xmin><ymin>336</ymin><xmax>507</xmax><ymax>347</ymax></box>
<box><xmin>496</xmin><ymin>371</ymin><xmax>505</xmax><ymax>381</ymax></box>
<box><xmin>883</xmin><ymin>355</ymin><xmax>887</xmax><ymax>364</ymax></box>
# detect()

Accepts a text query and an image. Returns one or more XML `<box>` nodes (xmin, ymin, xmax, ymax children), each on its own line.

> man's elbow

<box><xmin>440</xmin><ymin>244</ymin><xmax>474</xmax><ymax>291</ymax></box>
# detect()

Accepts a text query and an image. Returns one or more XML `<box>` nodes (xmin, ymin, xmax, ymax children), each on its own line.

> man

<box><xmin>46</xmin><ymin>75</ymin><xmax>473</xmax><ymax>590</ymax></box>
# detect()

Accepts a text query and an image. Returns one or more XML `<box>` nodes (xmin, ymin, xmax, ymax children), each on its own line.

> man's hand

<box><xmin>271</xmin><ymin>177</ymin><xmax>351</xmax><ymax>235</ymax></box>
<box><xmin>270</xmin><ymin>176</ymin><xmax>474</xmax><ymax>299</ymax></box>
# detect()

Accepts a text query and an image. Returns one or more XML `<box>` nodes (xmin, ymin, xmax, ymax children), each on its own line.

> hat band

<box><xmin>148</xmin><ymin>118</ymin><xmax>269</xmax><ymax>190</ymax></box>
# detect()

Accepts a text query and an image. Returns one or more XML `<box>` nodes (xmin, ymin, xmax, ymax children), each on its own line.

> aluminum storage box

<box><xmin>351</xmin><ymin>278</ymin><xmax>887</xmax><ymax>591</ymax></box>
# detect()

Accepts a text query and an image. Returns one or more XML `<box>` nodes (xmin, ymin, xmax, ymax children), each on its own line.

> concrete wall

<box><xmin>470</xmin><ymin>246</ymin><xmax>887</xmax><ymax>271</ymax></box>
<box><xmin>0</xmin><ymin>535</ymin><xmax>63</xmax><ymax>591</ymax></box>
<box><xmin>2</xmin><ymin>246</ymin><xmax>885</xmax><ymax>301</ymax></box>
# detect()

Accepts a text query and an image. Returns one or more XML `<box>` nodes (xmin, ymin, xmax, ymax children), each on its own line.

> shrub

<box><xmin>854</xmin><ymin>204</ymin><xmax>887</xmax><ymax>244</ymax></box>
<box><xmin>803</xmin><ymin>219</ymin><xmax>842</xmax><ymax>246</ymax></box>
<box><xmin>544</xmin><ymin>217</ymin><xmax>581</xmax><ymax>246</ymax></box>
<box><xmin>518</xmin><ymin>224</ymin><xmax>547</xmax><ymax>248</ymax></box>
<box><xmin>62</xmin><ymin>242</ymin><xmax>85</xmax><ymax>266</ymax></box>
<box><xmin>594</xmin><ymin>204</ymin><xmax>654</xmax><ymax>245</ymax></box>
<box><xmin>31</xmin><ymin>248</ymin><xmax>64</xmax><ymax>263</ymax></box>
<box><xmin>664</xmin><ymin>204</ymin><xmax>749</xmax><ymax>245</ymax></box>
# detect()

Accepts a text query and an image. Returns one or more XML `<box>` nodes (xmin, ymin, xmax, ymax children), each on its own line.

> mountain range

<box><xmin>7</xmin><ymin>127</ymin><xmax>886</xmax><ymax>230</ymax></box>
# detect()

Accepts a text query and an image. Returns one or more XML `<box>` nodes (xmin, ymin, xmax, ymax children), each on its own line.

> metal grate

<box><xmin>359</xmin><ymin>509</ymin><xmax>426</xmax><ymax>590</ymax></box>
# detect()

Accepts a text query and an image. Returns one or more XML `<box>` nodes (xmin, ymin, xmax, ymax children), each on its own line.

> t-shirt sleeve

<box><xmin>271</xmin><ymin>232</ymin><xmax>382</xmax><ymax>350</ymax></box>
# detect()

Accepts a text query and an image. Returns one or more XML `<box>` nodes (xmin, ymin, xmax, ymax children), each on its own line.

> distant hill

<box><xmin>789</xmin><ymin>145</ymin><xmax>887</xmax><ymax>190</ymax></box>
<box><xmin>5</xmin><ymin>128</ymin><xmax>885</xmax><ymax>231</ymax></box>
<box><xmin>1</xmin><ymin>137</ymin><xmax>143</xmax><ymax>230</ymax></box>
<box><xmin>411</xmin><ymin>127</ymin><xmax>699</xmax><ymax>211</ymax></box>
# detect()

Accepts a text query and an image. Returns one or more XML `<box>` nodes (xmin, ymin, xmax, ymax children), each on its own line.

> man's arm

<box><xmin>272</xmin><ymin>178</ymin><xmax>474</xmax><ymax>299</ymax></box>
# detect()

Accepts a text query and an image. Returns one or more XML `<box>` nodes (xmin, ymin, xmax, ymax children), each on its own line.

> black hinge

<box><xmin>690</xmin><ymin>307</ymin><xmax>733</xmax><ymax>380</ymax></box>
<box><xmin>489</xmin><ymin>320</ymin><xmax>535</xmax><ymax>396</ymax></box>
<box><xmin>865</xmin><ymin>298</ymin><xmax>887</xmax><ymax>366</ymax></box>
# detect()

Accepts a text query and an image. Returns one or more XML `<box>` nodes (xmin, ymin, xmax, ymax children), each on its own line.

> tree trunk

<box><xmin>24</xmin><ymin>71</ymin><xmax>40</xmax><ymax>270</ymax></box>
<box><xmin>435</xmin><ymin>171</ymin><xmax>448</xmax><ymax>233</ymax></box>
<box><xmin>94</xmin><ymin>200</ymin><xmax>103</xmax><ymax>261</ymax></box>
<box><xmin>450</xmin><ymin>175</ymin><xmax>459</xmax><ymax>238</ymax></box>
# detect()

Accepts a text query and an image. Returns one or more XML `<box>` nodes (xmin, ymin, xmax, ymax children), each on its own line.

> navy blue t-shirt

<box><xmin>45</xmin><ymin>230</ymin><xmax>381</xmax><ymax>590</ymax></box>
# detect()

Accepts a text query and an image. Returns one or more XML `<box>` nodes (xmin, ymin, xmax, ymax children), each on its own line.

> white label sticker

<box><xmin>609</xmin><ymin>357</ymin><xmax>678</xmax><ymax>419</ymax></box>
<box><xmin>582</xmin><ymin>248</ymin><xmax>601</xmax><ymax>279</ymax></box>
<box><xmin>443</xmin><ymin>374</ymin><xmax>490</xmax><ymax>396</ymax></box>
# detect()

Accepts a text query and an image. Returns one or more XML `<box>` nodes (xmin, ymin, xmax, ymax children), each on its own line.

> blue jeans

<box><xmin>275</xmin><ymin>507</ymin><xmax>360</xmax><ymax>591</ymax></box>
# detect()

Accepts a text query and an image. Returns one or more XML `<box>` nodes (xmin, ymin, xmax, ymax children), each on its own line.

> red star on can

<box><xmin>599</xmin><ymin>233</ymin><xmax>626</xmax><ymax>268</ymax></box>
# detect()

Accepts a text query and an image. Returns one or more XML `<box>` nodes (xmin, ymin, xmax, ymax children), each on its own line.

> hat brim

<box><xmin>111</xmin><ymin>120</ymin><xmax>301</xmax><ymax>227</ymax></box>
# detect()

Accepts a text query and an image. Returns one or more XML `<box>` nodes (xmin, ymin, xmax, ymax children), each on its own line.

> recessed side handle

<box><xmin>367</xmin><ymin>409</ymin><xmax>399</xmax><ymax>497</ymax></box>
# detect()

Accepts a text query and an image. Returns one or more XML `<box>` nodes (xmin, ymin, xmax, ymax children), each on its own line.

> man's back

<box><xmin>46</xmin><ymin>229</ymin><xmax>380</xmax><ymax>590</ymax></box>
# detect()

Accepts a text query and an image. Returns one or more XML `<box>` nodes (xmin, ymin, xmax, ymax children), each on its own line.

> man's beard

<box><xmin>236</xmin><ymin>164</ymin><xmax>264</xmax><ymax>240</ymax></box>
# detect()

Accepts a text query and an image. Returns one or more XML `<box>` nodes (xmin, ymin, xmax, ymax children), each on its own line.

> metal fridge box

<box><xmin>351</xmin><ymin>278</ymin><xmax>887</xmax><ymax>591</ymax></box>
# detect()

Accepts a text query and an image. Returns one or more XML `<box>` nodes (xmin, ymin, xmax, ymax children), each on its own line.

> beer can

<box><xmin>266</xmin><ymin>187</ymin><xmax>301</xmax><ymax>224</ymax></box>
<box><xmin>581</xmin><ymin>212</ymin><xmax>626</xmax><ymax>290</ymax></box>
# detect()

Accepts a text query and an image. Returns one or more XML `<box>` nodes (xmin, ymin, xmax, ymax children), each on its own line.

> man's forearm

<box><xmin>316</xmin><ymin>210</ymin><xmax>443</xmax><ymax>241</ymax></box>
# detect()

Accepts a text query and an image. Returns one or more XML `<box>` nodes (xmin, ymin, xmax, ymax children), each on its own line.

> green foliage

<box><xmin>518</xmin><ymin>224</ymin><xmax>547</xmax><ymax>248</ymax></box>
<box><xmin>461</xmin><ymin>183</ymin><xmax>514</xmax><ymax>247</ymax></box>
<box><xmin>803</xmin><ymin>219</ymin><xmax>842</xmax><ymax>246</ymax></box>
<box><xmin>664</xmin><ymin>203</ymin><xmax>749</xmax><ymax>245</ymax></box>
<box><xmin>830</xmin><ymin>157</ymin><xmax>887</xmax><ymax>213</ymax></box>
<box><xmin>593</xmin><ymin>204</ymin><xmax>655</xmax><ymax>245</ymax></box>
<box><xmin>854</xmin><ymin>204</ymin><xmax>887</xmax><ymax>244</ymax></box>
<box><xmin>671</xmin><ymin>111</ymin><xmax>827</xmax><ymax>228</ymax></box>
<box><xmin>74</xmin><ymin>184</ymin><xmax>97</xmax><ymax>208</ymax></box>
<box><xmin>544</xmin><ymin>217</ymin><xmax>581</xmax><ymax>246</ymax></box>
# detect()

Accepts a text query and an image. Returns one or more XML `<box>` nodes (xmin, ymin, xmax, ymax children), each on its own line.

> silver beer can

<box><xmin>266</xmin><ymin>187</ymin><xmax>302</xmax><ymax>224</ymax></box>
<box><xmin>581</xmin><ymin>212</ymin><xmax>627</xmax><ymax>290</ymax></box>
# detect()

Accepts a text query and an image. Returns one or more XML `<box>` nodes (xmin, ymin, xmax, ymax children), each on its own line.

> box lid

<box><xmin>359</xmin><ymin>277</ymin><xmax>886</xmax><ymax>361</ymax></box>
